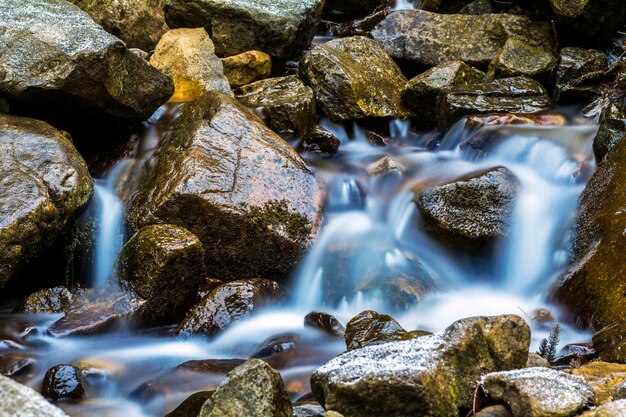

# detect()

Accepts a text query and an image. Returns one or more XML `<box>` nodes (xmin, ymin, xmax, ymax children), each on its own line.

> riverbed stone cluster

<box><xmin>0</xmin><ymin>0</ymin><xmax>625</xmax><ymax>416</ymax></box>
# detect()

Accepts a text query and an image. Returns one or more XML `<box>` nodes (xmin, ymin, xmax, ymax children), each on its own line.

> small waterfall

<box><xmin>392</xmin><ymin>0</ymin><xmax>415</xmax><ymax>10</ymax></box>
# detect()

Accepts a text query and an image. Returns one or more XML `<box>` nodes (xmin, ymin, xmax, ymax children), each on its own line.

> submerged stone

<box><xmin>115</xmin><ymin>224</ymin><xmax>205</xmax><ymax>325</ymax></box>
<box><xmin>165</xmin><ymin>0</ymin><xmax>323</xmax><ymax>59</ymax></box>
<box><xmin>481</xmin><ymin>368</ymin><xmax>594</xmax><ymax>417</ymax></box>
<box><xmin>415</xmin><ymin>167</ymin><xmax>518</xmax><ymax>252</ymax></box>
<box><xmin>0</xmin><ymin>114</ymin><xmax>92</xmax><ymax>291</ymax></box>
<box><xmin>300</xmin><ymin>36</ymin><xmax>411</xmax><ymax>121</ymax></box>
<box><xmin>236</xmin><ymin>75</ymin><xmax>316</xmax><ymax>138</ymax></box>
<box><xmin>127</xmin><ymin>92</ymin><xmax>324</xmax><ymax>280</ymax></box>
<box><xmin>0</xmin><ymin>0</ymin><xmax>173</xmax><ymax>121</ymax></box>
<box><xmin>371</xmin><ymin>10</ymin><xmax>555</xmax><ymax>68</ymax></box>
<box><xmin>177</xmin><ymin>279</ymin><xmax>284</xmax><ymax>338</ymax></box>
<box><xmin>221</xmin><ymin>51</ymin><xmax>272</xmax><ymax>89</ymax></box>
<box><xmin>436</xmin><ymin>76</ymin><xmax>551</xmax><ymax>126</ymax></box>
<box><xmin>402</xmin><ymin>61</ymin><xmax>485</xmax><ymax>120</ymax></box>
<box><xmin>0</xmin><ymin>374</ymin><xmax>69</xmax><ymax>417</ymax></box>
<box><xmin>76</xmin><ymin>0</ymin><xmax>169</xmax><ymax>51</ymax></box>
<box><xmin>149</xmin><ymin>28</ymin><xmax>231</xmax><ymax>101</ymax></box>
<box><xmin>198</xmin><ymin>359</ymin><xmax>292</xmax><ymax>417</ymax></box>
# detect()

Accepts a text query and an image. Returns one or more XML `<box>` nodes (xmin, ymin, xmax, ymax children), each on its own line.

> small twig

<box><xmin>466</xmin><ymin>382</ymin><xmax>482</xmax><ymax>417</ymax></box>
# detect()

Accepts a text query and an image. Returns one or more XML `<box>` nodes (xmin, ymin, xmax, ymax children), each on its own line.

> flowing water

<box><xmin>0</xmin><ymin>102</ymin><xmax>598</xmax><ymax>416</ymax></box>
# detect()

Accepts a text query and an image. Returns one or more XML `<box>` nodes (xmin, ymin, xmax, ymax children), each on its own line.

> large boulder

<box><xmin>0</xmin><ymin>0</ymin><xmax>173</xmax><ymax>121</ymax></box>
<box><xmin>76</xmin><ymin>0</ymin><xmax>169</xmax><ymax>51</ymax></box>
<box><xmin>0</xmin><ymin>374</ymin><xmax>69</xmax><ymax>417</ymax></box>
<box><xmin>164</xmin><ymin>0</ymin><xmax>323</xmax><ymax>59</ymax></box>
<box><xmin>402</xmin><ymin>61</ymin><xmax>485</xmax><ymax>121</ymax></box>
<box><xmin>592</xmin><ymin>321</ymin><xmax>626</xmax><ymax>363</ymax></box>
<box><xmin>311</xmin><ymin>315</ymin><xmax>530</xmax><ymax>417</ymax></box>
<box><xmin>236</xmin><ymin>75</ymin><xmax>316</xmax><ymax>138</ymax></box>
<box><xmin>371</xmin><ymin>10</ymin><xmax>555</xmax><ymax>69</ymax></box>
<box><xmin>436</xmin><ymin>76</ymin><xmax>551</xmax><ymax>126</ymax></box>
<box><xmin>481</xmin><ymin>368</ymin><xmax>595</xmax><ymax>417</ymax></box>
<box><xmin>198</xmin><ymin>359</ymin><xmax>292</xmax><ymax>417</ymax></box>
<box><xmin>177</xmin><ymin>279</ymin><xmax>284</xmax><ymax>338</ymax></box>
<box><xmin>127</xmin><ymin>91</ymin><xmax>324</xmax><ymax>279</ymax></box>
<box><xmin>149</xmin><ymin>28</ymin><xmax>232</xmax><ymax>101</ymax></box>
<box><xmin>299</xmin><ymin>36</ymin><xmax>411</xmax><ymax>121</ymax></box>
<box><xmin>415</xmin><ymin>167</ymin><xmax>518</xmax><ymax>252</ymax></box>
<box><xmin>550</xmin><ymin>0</ymin><xmax>626</xmax><ymax>44</ymax></box>
<box><xmin>554</xmin><ymin>136</ymin><xmax>626</xmax><ymax>329</ymax></box>
<box><xmin>0</xmin><ymin>114</ymin><xmax>92</xmax><ymax>290</ymax></box>
<box><xmin>114</xmin><ymin>224</ymin><xmax>205</xmax><ymax>324</ymax></box>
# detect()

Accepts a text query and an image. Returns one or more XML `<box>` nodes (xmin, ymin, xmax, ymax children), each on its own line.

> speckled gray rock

<box><xmin>402</xmin><ymin>61</ymin><xmax>485</xmax><ymax>120</ymax></box>
<box><xmin>481</xmin><ymin>368</ymin><xmax>595</xmax><ymax>417</ymax></box>
<box><xmin>415</xmin><ymin>167</ymin><xmax>518</xmax><ymax>252</ymax></box>
<box><xmin>76</xmin><ymin>0</ymin><xmax>169</xmax><ymax>51</ymax></box>
<box><xmin>165</xmin><ymin>0</ymin><xmax>323</xmax><ymax>59</ymax></box>
<box><xmin>476</xmin><ymin>405</ymin><xmax>514</xmax><ymax>417</ymax></box>
<box><xmin>300</xmin><ymin>36</ymin><xmax>411</xmax><ymax>121</ymax></box>
<box><xmin>198</xmin><ymin>359</ymin><xmax>292</xmax><ymax>417</ymax></box>
<box><xmin>0</xmin><ymin>374</ymin><xmax>69</xmax><ymax>417</ymax></box>
<box><xmin>236</xmin><ymin>75</ymin><xmax>316</xmax><ymax>138</ymax></box>
<box><xmin>436</xmin><ymin>77</ymin><xmax>551</xmax><ymax>126</ymax></box>
<box><xmin>311</xmin><ymin>315</ymin><xmax>530</xmax><ymax>417</ymax></box>
<box><xmin>0</xmin><ymin>114</ymin><xmax>92</xmax><ymax>290</ymax></box>
<box><xmin>0</xmin><ymin>0</ymin><xmax>174</xmax><ymax>121</ymax></box>
<box><xmin>371</xmin><ymin>10</ymin><xmax>555</xmax><ymax>68</ymax></box>
<box><xmin>581</xmin><ymin>399</ymin><xmax>626</xmax><ymax>417</ymax></box>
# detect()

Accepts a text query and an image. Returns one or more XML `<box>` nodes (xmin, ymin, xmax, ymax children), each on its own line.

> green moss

<box><xmin>246</xmin><ymin>200</ymin><xmax>312</xmax><ymax>244</ymax></box>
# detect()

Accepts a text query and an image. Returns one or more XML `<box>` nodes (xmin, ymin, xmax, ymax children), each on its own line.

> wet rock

<box><xmin>236</xmin><ymin>75</ymin><xmax>316</xmax><ymax>138</ymax></box>
<box><xmin>149</xmin><ymin>28</ymin><xmax>231</xmax><ymax>101</ymax></box>
<box><xmin>402</xmin><ymin>61</ymin><xmax>486</xmax><ymax>120</ymax></box>
<box><xmin>481</xmin><ymin>368</ymin><xmax>594</xmax><ymax>417</ymax></box>
<box><xmin>293</xmin><ymin>401</ymin><xmax>325</xmax><ymax>417</ymax></box>
<box><xmin>0</xmin><ymin>353</ymin><xmax>35</xmax><ymax>376</ymax></box>
<box><xmin>0</xmin><ymin>374</ymin><xmax>69</xmax><ymax>416</ymax></box>
<box><xmin>344</xmin><ymin>310</ymin><xmax>412</xmax><ymax>351</ymax></box>
<box><xmin>48</xmin><ymin>290</ymin><xmax>139</xmax><ymax>337</ymax></box>
<box><xmin>221</xmin><ymin>51</ymin><xmax>272</xmax><ymax>89</ymax></box>
<box><xmin>465</xmin><ymin>114</ymin><xmax>566</xmax><ymax>129</ymax></box>
<box><xmin>581</xmin><ymin>399</ymin><xmax>626</xmax><ymax>417</ymax></box>
<box><xmin>165</xmin><ymin>0</ymin><xmax>323</xmax><ymax>59</ymax></box>
<box><xmin>616</xmin><ymin>382</ymin><xmax>626</xmax><ymax>400</ymax></box>
<box><xmin>312</xmin><ymin>315</ymin><xmax>530</xmax><ymax>416</ymax></box>
<box><xmin>526</xmin><ymin>352</ymin><xmax>551</xmax><ymax>368</ymax></box>
<box><xmin>177</xmin><ymin>279</ymin><xmax>284</xmax><ymax>338</ymax></box>
<box><xmin>436</xmin><ymin>76</ymin><xmax>551</xmax><ymax>126</ymax></box>
<box><xmin>475</xmin><ymin>405</ymin><xmax>514</xmax><ymax>417</ymax></box>
<box><xmin>368</xmin><ymin>156</ymin><xmax>402</xmax><ymax>176</ymax></box>
<box><xmin>300</xmin><ymin>36</ymin><xmax>411</xmax><ymax>121</ymax></box>
<box><xmin>304</xmin><ymin>312</ymin><xmax>345</xmax><ymax>338</ymax></box>
<box><xmin>324</xmin><ymin>0</ymin><xmax>388</xmax><ymax>17</ymax></box>
<box><xmin>73</xmin><ymin>358</ymin><xmax>126</xmax><ymax>378</ymax></box>
<box><xmin>593</xmin><ymin>321</ymin><xmax>626</xmax><ymax>364</ymax></box>
<box><xmin>487</xmin><ymin>39</ymin><xmax>558</xmax><ymax>81</ymax></box>
<box><xmin>127</xmin><ymin>91</ymin><xmax>324</xmax><ymax>280</ymax></box>
<box><xmin>76</xmin><ymin>0</ymin><xmax>169</xmax><ymax>51</ymax></box>
<box><xmin>326</xmin><ymin>8</ymin><xmax>389</xmax><ymax>37</ymax></box>
<box><xmin>556</xmin><ymin>48</ymin><xmax>608</xmax><ymax>89</ymax></box>
<box><xmin>0</xmin><ymin>0</ymin><xmax>173</xmax><ymax>121</ymax></box>
<box><xmin>115</xmin><ymin>224</ymin><xmax>205</xmax><ymax>325</ymax></box>
<box><xmin>0</xmin><ymin>115</ymin><xmax>92</xmax><ymax>290</ymax></box>
<box><xmin>593</xmin><ymin>118</ymin><xmax>626</xmax><ymax>163</ymax></box>
<box><xmin>460</xmin><ymin>0</ymin><xmax>495</xmax><ymax>14</ymax></box>
<box><xmin>41</xmin><ymin>364</ymin><xmax>88</xmax><ymax>400</ymax></box>
<box><xmin>166</xmin><ymin>391</ymin><xmax>214</xmax><ymax>417</ymax></box>
<box><xmin>550</xmin><ymin>0</ymin><xmax>626</xmax><ymax>44</ymax></box>
<box><xmin>296</xmin><ymin>126</ymin><xmax>341</xmax><ymax>154</ymax></box>
<box><xmin>415</xmin><ymin>167</ymin><xmax>518</xmax><ymax>252</ymax></box>
<box><xmin>554</xmin><ymin>136</ymin><xmax>626</xmax><ymax>330</ymax></box>
<box><xmin>197</xmin><ymin>278</ymin><xmax>224</xmax><ymax>300</ymax></box>
<box><xmin>198</xmin><ymin>359</ymin><xmax>292</xmax><ymax>417</ymax></box>
<box><xmin>371</xmin><ymin>10</ymin><xmax>555</xmax><ymax>68</ymax></box>
<box><xmin>13</xmin><ymin>287</ymin><xmax>74</xmax><ymax>314</ymax></box>
<box><xmin>569</xmin><ymin>362</ymin><xmax>626</xmax><ymax>405</ymax></box>
<box><xmin>252</xmin><ymin>333</ymin><xmax>299</xmax><ymax>358</ymax></box>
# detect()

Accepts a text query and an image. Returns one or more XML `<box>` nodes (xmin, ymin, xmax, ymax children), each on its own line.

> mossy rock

<box><xmin>487</xmin><ymin>38</ymin><xmax>557</xmax><ymax>81</ymax></box>
<box><xmin>569</xmin><ymin>361</ymin><xmax>626</xmax><ymax>405</ymax></box>
<box><xmin>127</xmin><ymin>91</ymin><xmax>324</xmax><ymax>280</ymax></box>
<box><xmin>593</xmin><ymin>118</ymin><xmax>626</xmax><ymax>163</ymax></box>
<box><xmin>555</xmin><ymin>47</ymin><xmax>608</xmax><ymax>89</ymax></box>
<box><xmin>115</xmin><ymin>224</ymin><xmax>205</xmax><ymax>325</ymax></box>
<box><xmin>236</xmin><ymin>75</ymin><xmax>316</xmax><ymax>138</ymax></box>
<box><xmin>0</xmin><ymin>114</ymin><xmax>92</xmax><ymax>291</ymax></box>
<box><xmin>300</xmin><ymin>36</ymin><xmax>412</xmax><ymax>121</ymax></box>
<box><xmin>402</xmin><ymin>61</ymin><xmax>485</xmax><ymax>120</ymax></box>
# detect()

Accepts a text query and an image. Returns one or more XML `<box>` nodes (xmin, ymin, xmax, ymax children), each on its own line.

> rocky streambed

<box><xmin>1</xmin><ymin>0</ymin><xmax>626</xmax><ymax>416</ymax></box>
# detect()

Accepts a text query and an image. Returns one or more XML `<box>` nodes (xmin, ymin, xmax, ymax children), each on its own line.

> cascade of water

<box><xmin>392</xmin><ymin>0</ymin><xmax>415</xmax><ymax>10</ymax></box>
